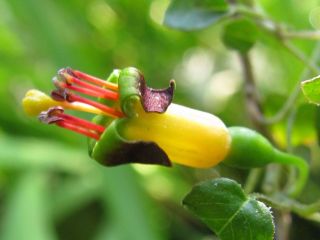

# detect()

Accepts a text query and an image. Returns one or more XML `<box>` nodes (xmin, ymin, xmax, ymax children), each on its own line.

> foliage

<box><xmin>1</xmin><ymin>0</ymin><xmax>320</xmax><ymax>240</ymax></box>
<box><xmin>301</xmin><ymin>75</ymin><xmax>320</xmax><ymax>104</ymax></box>
<box><xmin>183</xmin><ymin>178</ymin><xmax>274</xmax><ymax>240</ymax></box>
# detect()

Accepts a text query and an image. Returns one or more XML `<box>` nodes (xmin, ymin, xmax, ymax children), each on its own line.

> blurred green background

<box><xmin>1</xmin><ymin>0</ymin><xmax>320</xmax><ymax>239</ymax></box>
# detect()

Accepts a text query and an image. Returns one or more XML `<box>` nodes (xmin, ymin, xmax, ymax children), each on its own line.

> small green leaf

<box><xmin>222</xmin><ymin>18</ymin><xmax>258</xmax><ymax>53</ymax></box>
<box><xmin>183</xmin><ymin>178</ymin><xmax>274</xmax><ymax>240</ymax></box>
<box><xmin>301</xmin><ymin>75</ymin><xmax>320</xmax><ymax>104</ymax></box>
<box><xmin>164</xmin><ymin>0</ymin><xmax>229</xmax><ymax>31</ymax></box>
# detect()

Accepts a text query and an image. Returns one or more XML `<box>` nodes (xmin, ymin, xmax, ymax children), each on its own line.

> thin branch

<box><xmin>280</xmin><ymin>40</ymin><xmax>319</xmax><ymax>76</ymax></box>
<box><xmin>259</xmin><ymin>43</ymin><xmax>320</xmax><ymax>125</ymax></box>
<box><xmin>244</xmin><ymin>168</ymin><xmax>263</xmax><ymax>193</ymax></box>
<box><xmin>283</xmin><ymin>30</ymin><xmax>320</xmax><ymax>41</ymax></box>
<box><xmin>238</xmin><ymin>52</ymin><xmax>271</xmax><ymax>138</ymax></box>
<box><xmin>236</xmin><ymin>5</ymin><xmax>319</xmax><ymax>75</ymax></box>
<box><xmin>251</xmin><ymin>193</ymin><xmax>320</xmax><ymax>222</ymax></box>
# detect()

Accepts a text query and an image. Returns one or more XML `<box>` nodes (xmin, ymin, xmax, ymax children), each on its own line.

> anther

<box><xmin>38</xmin><ymin>106</ymin><xmax>105</xmax><ymax>140</ymax></box>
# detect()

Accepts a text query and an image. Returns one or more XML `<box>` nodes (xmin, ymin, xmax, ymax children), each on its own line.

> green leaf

<box><xmin>301</xmin><ymin>75</ymin><xmax>320</xmax><ymax>104</ymax></box>
<box><xmin>96</xmin><ymin>166</ymin><xmax>165</xmax><ymax>240</ymax></box>
<box><xmin>164</xmin><ymin>0</ymin><xmax>229</xmax><ymax>31</ymax></box>
<box><xmin>222</xmin><ymin>18</ymin><xmax>258</xmax><ymax>53</ymax></box>
<box><xmin>0</xmin><ymin>172</ymin><xmax>57</xmax><ymax>240</ymax></box>
<box><xmin>183</xmin><ymin>178</ymin><xmax>274</xmax><ymax>240</ymax></box>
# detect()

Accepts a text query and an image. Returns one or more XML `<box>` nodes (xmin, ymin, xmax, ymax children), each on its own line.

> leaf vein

<box><xmin>216</xmin><ymin>199</ymin><xmax>250</xmax><ymax>235</ymax></box>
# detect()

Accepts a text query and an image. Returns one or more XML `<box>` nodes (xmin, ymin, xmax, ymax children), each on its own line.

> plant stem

<box><xmin>251</xmin><ymin>193</ymin><xmax>320</xmax><ymax>222</ymax></box>
<box><xmin>259</xmin><ymin>85</ymin><xmax>301</xmax><ymax>124</ymax></box>
<box><xmin>284</xmin><ymin>30</ymin><xmax>320</xmax><ymax>41</ymax></box>
<box><xmin>238</xmin><ymin>52</ymin><xmax>271</xmax><ymax>138</ymax></box>
<box><xmin>261</xmin><ymin>164</ymin><xmax>281</xmax><ymax>194</ymax></box>
<box><xmin>276</xmin><ymin>211</ymin><xmax>292</xmax><ymax>240</ymax></box>
<box><xmin>280</xmin><ymin>40</ymin><xmax>319</xmax><ymax>76</ymax></box>
<box><xmin>236</xmin><ymin>5</ymin><xmax>319</xmax><ymax>75</ymax></box>
<box><xmin>273</xmin><ymin>150</ymin><xmax>309</xmax><ymax>197</ymax></box>
<box><xmin>260</xmin><ymin>42</ymin><xmax>320</xmax><ymax>125</ymax></box>
<box><xmin>244</xmin><ymin>168</ymin><xmax>263</xmax><ymax>193</ymax></box>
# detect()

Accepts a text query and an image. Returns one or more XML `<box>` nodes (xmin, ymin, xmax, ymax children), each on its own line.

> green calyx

<box><xmin>91</xmin><ymin>120</ymin><xmax>171</xmax><ymax>166</ymax></box>
<box><xmin>118</xmin><ymin>67</ymin><xmax>142</xmax><ymax>117</ymax></box>
<box><xmin>88</xmin><ymin>67</ymin><xmax>175</xmax><ymax>167</ymax></box>
<box><xmin>224</xmin><ymin>127</ymin><xmax>309</xmax><ymax>197</ymax></box>
<box><xmin>223</xmin><ymin>127</ymin><xmax>275</xmax><ymax>168</ymax></box>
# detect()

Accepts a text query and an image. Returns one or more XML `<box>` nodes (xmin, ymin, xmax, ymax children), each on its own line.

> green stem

<box><xmin>237</xmin><ymin>5</ymin><xmax>320</xmax><ymax>75</ymax></box>
<box><xmin>273</xmin><ymin>150</ymin><xmax>309</xmax><ymax>197</ymax></box>
<box><xmin>284</xmin><ymin>30</ymin><xmax>320</xmax><ymax>41</ymax></box>
<box><xmin>280</xmin><ymin>41</ymin><xmax>319</xmax><ymax>76</ymax></box>
<box><xmin>260</xmin><ymin>42</ymin><xmax>320</xmax><ymax>125</ymax></box>
<box><xmin>261</xmin><ymin>164</ymin><xmax>281</xmax><ymax>195</ymax></box>
<box><xmin>260</xmin><ymin>85</ymin><xmax>300</xmax><ymax>124</ymax></box>
<box><xmin>238</xmin><ymin>0</ymin><xmax>255</xmax><ymax>7</ymax></box>
<box><xmin>251</xmin><ymin>193</ymin><xmax>320</xmax><ymax>222</ymax></box>
<box><xmin>244</xmin><ymin>168</ymin><xmax>263</xmax><ymax>193</ymax></box>
<box><xmin>294</xmin><ymin>200</ymin><xmax>320</xmax><ymax>216</ymax></box>
<box><xmin>238</xmin><ymin>52</ymin><xmax>272</xmax><ymax>139</ymax></box>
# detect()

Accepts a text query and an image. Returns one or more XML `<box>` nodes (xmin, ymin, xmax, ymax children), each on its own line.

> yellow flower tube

<box><xmin>120</xmin><ymin>103</ymin><xmax>230</xmax><ymax>168</ymax></box>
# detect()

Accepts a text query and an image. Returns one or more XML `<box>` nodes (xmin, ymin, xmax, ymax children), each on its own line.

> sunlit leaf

<box><xmin>301</xmin><ymin>75</ymin><xmax>320</xmax><ymax>104</ymax></box>
<box><xmin>164</xmin><ymin>0</ymin><xmax>229</xmax><ymax>30</ymax></box>
<box><xmin>183</xmin><ymin>178</ymin><xmax>274</xmax><ymax>240</ymax></box>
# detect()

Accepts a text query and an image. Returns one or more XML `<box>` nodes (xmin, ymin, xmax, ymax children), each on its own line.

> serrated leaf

<box><xmin>301</xmin><ymin>75</ymin><xmax>320</xmax><ymax>104</ymax></box>
<box><xmin>222</xmin><ymin>18</ymin><xmax>258</xmax><ymax>53</ymax></box>
<box><xmin>164</xmin><ymin>0</ymin><xmax>229</xmax><ymax>31</ymax></box>
<box><xmin>183</xmin><ymin>178</ymin><xmax>274</xmax><ymax>240</ymax></box>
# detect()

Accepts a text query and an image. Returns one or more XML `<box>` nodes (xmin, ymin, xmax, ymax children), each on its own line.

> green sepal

<box><xmin>88</xmin><ymin>67</ymin><xmax>175</xmax><ymax>167</ymax></box>
<box><xmin>88</xmin><ymin>69</ymin><xmax>121</xmax><ymax>156</ymax></box>
<box><xmin>118</xmin><ymin>67</ymin><xmax>175</xmax><ymax>116</ymax></box>
<box><xmin>106</xmin><ymin>69</ymin><xmax>121</xmax><ymax>84</ymax></box>
<box><xmin>118</xmin><ymin>67</ymin><xmax>143</xmax><ymax>117</ymax></box>
<box><xmin>90</xmin><ymin>119</ymin><xmax>172</xmax><ymax>167</ymax></box>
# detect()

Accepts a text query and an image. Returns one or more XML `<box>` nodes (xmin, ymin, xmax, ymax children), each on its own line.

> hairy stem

<box><xmin>251</xmin><ymin>193</ymin><xmax>320</xmax><ymax>222</ymax></box>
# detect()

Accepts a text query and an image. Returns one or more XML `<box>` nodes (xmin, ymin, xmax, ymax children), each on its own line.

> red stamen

<box><xmin>59</xmin><ymin>81</ymin><xmax>116</xmax><ymax>100</ymax></box>
<box><xmin>57</xmin><ymin>112</ymin><xmax>105</xmax><ymax>133</ymax></box>
<box><xmin>69</xmin><ymin>94</ymin><xmax>124</xmax><ymax>118</ymax></box>
<box><xmin>62</xmin><ymin>73</ymin><xmax>119</xmax><ymax>100</ymax></box>
<box><xmin>71</xmin><ymin>69</ymin><xmax>118</xmax><ymax>91</ymax></box>
<box><xmin>56</xmin><ymin>121</ymin><xmax>101</xmax><ymax>140</ymax></box>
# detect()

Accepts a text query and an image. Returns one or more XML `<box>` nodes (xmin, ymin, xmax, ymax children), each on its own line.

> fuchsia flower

<box><xmin>22</xmin><ymin>67</ymin><xmax>231</xmax><ymax>168</ymax></box>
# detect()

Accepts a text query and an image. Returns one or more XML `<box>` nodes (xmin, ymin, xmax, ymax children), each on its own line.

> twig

<box><xmin>244</xmin><ymin>168</ymin><xmax>263</xmax><ymax>193</ymax></box>
<box><xmin>251</xmin><ymin>193</ymin><xmax>320</xmax><ymax>222</ymax></box>
<box><xmin>283</xmin><ymin>30</ymin><xmax>320</xmax><ymax>41</ymax></box>
<box><xmin>280</xmin><ymin>40</ymin><xmax>319</xmax><ymax>76</ymax></box>
<box><xmin>238</xmin><ymin>52</ymin><xmax>272</xmax><ymax>138</ymax></box>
